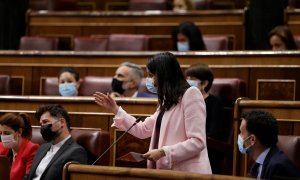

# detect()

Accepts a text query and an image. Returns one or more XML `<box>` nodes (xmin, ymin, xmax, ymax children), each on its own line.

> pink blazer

<box><xmin>0</xmin><ymin>138</ymin><xmax>39</xmax><ymax>180</ymax></box>
<box><xmin>113</xmin><ymin>87</ymin><xmax>212</xmax><ymax>174</ymax></box>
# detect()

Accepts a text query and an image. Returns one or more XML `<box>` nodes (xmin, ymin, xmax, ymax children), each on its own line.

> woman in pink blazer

<box><xmin>0</xmin><ymin>113</ymin><xmax>39</xmax><ymax>180</ymax></box>
<box><xmin>94</xmin><ymin>52</ymin><xmax>212</xmax><ymax>174</ymax></box>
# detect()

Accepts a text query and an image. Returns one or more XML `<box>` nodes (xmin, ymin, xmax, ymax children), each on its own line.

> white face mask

<box><xmin>59</xmin><ymin>83</ymin><xmax>78</xmax><ymax>96</ymax></box>
<box><xmin>237</xmin><ymin>134</ymin><xmax>252</xmax><ymax>154</ymax></box>
<box><xmin>177</xmin><ymin>41</ymin><xmax>190</xmax><ymax>52</ymax></box>
<box><xmin>187</xmin><ymin>80</ymin><xmax>199</xmax><ymax>88</ymax></box>
<box><xmin>146</xmin><ymin>77</ymin><xmax>157</xmax><ymax>94</ymax></box>
<box><xmin>1</xmin><ymin>134</ymin><xmax>17</xmax><ymax>149</ymax></box>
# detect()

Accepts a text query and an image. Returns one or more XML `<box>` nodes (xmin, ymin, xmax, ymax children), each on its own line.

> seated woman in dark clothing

<box><xmin>185</xmin><ymin>63</ymin><xmax>224</xmax><ymax>174</ymax></box>
<box><xmin>172</xmin><ymin>21</ymin><xmax>206</xmax><ymax>51</ymax></box>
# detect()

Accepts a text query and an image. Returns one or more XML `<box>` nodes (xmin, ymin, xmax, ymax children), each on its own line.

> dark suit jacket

<box><xmin>136</xmin><ymin>91</ymin><xmax>157</xmax><ymax>98</ymax></box>
<box><xmin>24</xmin><ymin>137</ymin><xmax>88</xmax><ymax>180</ymax></box>
<box><xmin>260</xmin><ymin>147</ymin><xmax>300</xmax><ymax>179</ymax></box>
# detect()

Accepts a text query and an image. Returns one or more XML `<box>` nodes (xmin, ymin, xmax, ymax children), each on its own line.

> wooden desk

<box><xmin>1</xmin><ymin>51</ymin><xmax>300</xmax><ymax>99</ymax></box>
<box><xmin>27</xmin><ymin>10</ymin><xmax>245</xmax><ymax>49</ymax></box>
<box><xmin>62</xmin><ymin>162</ymin><xmax>254</xmax><ymax>180</ymax></box>
<box><xmin>233</xmin><ymin>98</ymin><xmax>300</xmax><ymax>176</ymax></box>
<box><xmin>0</xmin><ymin>96</ymin><xmax>156</xmax><ymax>166</ymax></box>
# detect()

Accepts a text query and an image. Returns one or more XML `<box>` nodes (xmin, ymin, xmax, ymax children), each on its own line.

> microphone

<box><xmin>92</xmin><ymin>116</ymin><xmax>144</xmax><ymax>165</ymax></box>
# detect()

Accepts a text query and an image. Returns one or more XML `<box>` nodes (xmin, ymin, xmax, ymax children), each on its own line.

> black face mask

<box><xmin>40</xmin><ymin>123</ymin><xmax>58</xmax><ymax>142</ymax></box>
<box><xmin>111</xmin><ymin>78</ymin><xmax>125</xmax><ymax>94</ymax></box>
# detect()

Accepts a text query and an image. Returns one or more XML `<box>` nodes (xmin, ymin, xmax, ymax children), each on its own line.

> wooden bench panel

<box><xmin>27</xmin><ymin>10</ymin><xmax>245</xmax><ymax>49</ymax></box>
<box><xmin>1</xmin><ymin>51</ymin><xmax>300</xmax><ymax>99</ymax></box>
<box><xmin>62</xmin><ymin>163</ymin><xmax>254</xmax><ymax>180</ymax></box>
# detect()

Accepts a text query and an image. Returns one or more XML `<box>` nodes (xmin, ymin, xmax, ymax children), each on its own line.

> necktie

<box><xmin>250</xmin><ymin>162</ymin><xmax>260</xmax><ymax>178</ymax></box>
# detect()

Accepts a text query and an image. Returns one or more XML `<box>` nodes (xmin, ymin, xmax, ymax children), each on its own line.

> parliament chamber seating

<box><xmin>204</xmin><ymin>36</ymin><xmax>232</xmax><ymax>50</ymax></box>
<box><xmin>31</xmin><ymin>126</ymin><xmax>110</xmax><ymax>165</ymax></box>
<box><xmin>277</xmin><ymin>135</ymin><xmax>300</xmax><ymax>171</ymax></box>
<box><xmin>79</xmin><ymin>76</ymin><xmax>112</xmax><ymax>96</ymax></box>
<box><xmin>208</xmin><ymin>78</ymin><xmax>247</xmax><ymax>174</ymax></box>
<box><xmin>73</xmin><ymin>37</ymin><xmax>108</xmax><ymax>51</ymax></box>
<box><xmin>0</xmin><ymin>75</ymin><xmax>10</xmax><ymax>95</ymax></box>
<box><xmin>19</xmin><ymin>36</ymin><xmax>59</xmax><ymax>50</ymax></box>
<box><xmin>107</xmin><ymin>34</ymin><xmax>150</xmax><ymax>51</ymax></box>
<box><xmin>128</xmin><ymin>0</ymin><xmax>167</xmax><ymax>10</ymax></box>
<box><xmin>193</xmin><ymin>0</ymin><xmax>212</xmax><ymax>9</ymax></box>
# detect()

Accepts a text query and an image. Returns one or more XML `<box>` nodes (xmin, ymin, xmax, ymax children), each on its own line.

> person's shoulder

<box><xmin>267</xmin><ymin>147</ymin><xmax>296</xmax><ymax>168</ymax></box>
<box><xmin>137</xmin><ymin>91</ymin><xmax>157</xmax><ymax>98</ymax></box>
<box><xmin>184</xmin><ymin>86</ymin><xmax>201</xmax><ymax>97</ymax></box>
<box><xmin>69</xmin><ymin>138</ymin><xmax>86</xmax><ymax>151</ymax></box>
<box><xmin>22</xmin><ymin>139</ymin><xmax>39</xmax><ymax>152</ymax></box>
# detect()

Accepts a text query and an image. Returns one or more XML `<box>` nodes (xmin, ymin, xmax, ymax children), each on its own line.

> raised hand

<box><xmin>94</xmin><ymin>92</ymin><xmax>119</xmax><ymax>114</ymax></box>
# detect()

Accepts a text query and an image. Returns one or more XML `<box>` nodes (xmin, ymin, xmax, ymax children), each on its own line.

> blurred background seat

<box><xmin>208</xmin><ymin>78</ymin><xmax>247</xmax><ymax>174</ymax></box>
<box><xmin>79</xmin><ymin>76</ymin><xmax>112</xmax><ymax>96</ymax></box>
<box><xmin>277</xmin><ymin>135</ymin><xmax>300</xmax><ymax>171</ymax></box>
<box><xmin>40</xmin><ymin>77</ymin><xmax>60</xmax><ymax>95</ymax></box>
<box><xmin>74</xmin><ymin>37</ymin><xmax>108</xmax><ymax>51</ymax></box>
<box><xmin>193</xmin><ymin>0</ymin><xmax>212</xmax><ymax>9</ymax></box>
<box><xmin>203</xmin><ymin>35</ymin><xmax>231</xmax><ymax>50</ymax></box>
<box><xmin>108</xmin><ymin>34</ymin><xmax>150</xmax><ymax>51</ymax></box>
<box><xmin>129</xmin><ymin>0</ymin><xmax>167</xmax><ymax>10</ymax></box>
<box><xmin>19</xmin><ymin>36</ymin><xmax>59</xmax><ymax>50</ymax></box>
<box><xmin>0</xmin><ymin>75</ymin><xmax>10</xmax><ymax>95</ymax></box>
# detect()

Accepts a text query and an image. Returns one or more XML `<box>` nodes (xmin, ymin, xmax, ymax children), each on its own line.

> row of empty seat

<box><xmin>29</xmin><ymin>0</ymin><xmax>242</xmax><ymax>11</ymax></box>
<box><xmin>19</xmin><ymin>35</ymin><xmax>232</xmax><ymax>51</ymax></box>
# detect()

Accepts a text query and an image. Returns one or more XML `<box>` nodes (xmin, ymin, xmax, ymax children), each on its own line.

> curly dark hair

<box><xmin>242</xmin><ymin>110</ymin><xmax>278</xmax><ymax>147</ymax></box>
<box><xmin>35</xmin><ymin>104</ymin><xmax>71</xmax><ymax>130</ymax></box>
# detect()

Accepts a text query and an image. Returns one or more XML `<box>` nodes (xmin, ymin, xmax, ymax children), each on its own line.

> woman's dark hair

<box><xmin>0</xmin><ymin>113</ymin><xmax>33</xmax><ymax>139</ymax></box>
<box><xmin>242</xmin><ymin>110</ymin><xmax>278</xmax><ymax>147</ymax></box>
<box><xmin>267</xmin><ymin>25</ymin><xmax>298</xmax><ymax>50</ymax></box>
<box><xmin>172</xmin><ymin>21</ymin><xmax>206</xmax><ymax>51</ymax></box>
<box><xmin>185</xmin><ymin>63</ymin><xmax>214</xmax><ymax>93</ymax></box>
<box><xmin>58</xmin><ymin>67</ymin><xmax>80</xmax><ymax>81</ymax></box>
<box><xmin>147</xmin><ymin>52</ymin><xmax>190</xmax><ymax>111</ymax></box>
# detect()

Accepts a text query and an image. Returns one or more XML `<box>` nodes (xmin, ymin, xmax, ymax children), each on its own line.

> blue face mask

<box><xmin>59</xmin><ymin>83</ymin><xmax>78</xmax><ymax>96</ymax></box>
<box><xmin>237</xmin><ymin>134</ymin><xmax>251</xmax><ymax>154</ymax></box>
<box><xmin>146</xmin><ymin>77</ymin><xmax>157</xmax><ymax>94</ymax></box>
<box><xmin>187</xmin><ymin>80</ymin><xmax>198</xmax><ymax>88</ymax></box>
<box><xmin>177</xmin><ymin>41</ymin><xmax>190</xmax><ymax>52</ymax></box>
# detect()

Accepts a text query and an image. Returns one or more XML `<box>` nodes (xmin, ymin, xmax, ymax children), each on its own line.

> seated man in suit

<box><xmin>24</xmin><ymin>104</ymin><xmax>88</xmax><ymax>180</ymax></box>
<box><xmin>111</xmin><ymin>62</ymin><xmax>156</xmax><ymax>98</ymax></box>
<box><xmin>238</xmin><ymin>110</ymin><xmax>300</xmax><ymax>179</ymax></box>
